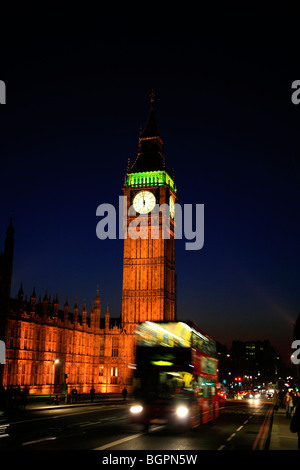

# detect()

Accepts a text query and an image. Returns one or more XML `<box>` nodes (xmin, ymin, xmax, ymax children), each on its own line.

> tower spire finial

<box><xmin>150</xmin><ymin>89</ymin><xmax>155</xmax><ymax>109</ymax></box>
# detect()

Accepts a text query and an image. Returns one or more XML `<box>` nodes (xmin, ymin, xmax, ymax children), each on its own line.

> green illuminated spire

<box><xmin>125</xmin><ymin>92</ymin><xmax>176</xmax><ymax>191</ymax></box>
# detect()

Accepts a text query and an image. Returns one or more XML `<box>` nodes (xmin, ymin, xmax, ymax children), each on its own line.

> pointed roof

<box><xmin>129</xmin><ymin>90</ymin><xmax>166</xmax><ymax>173</ymax></box>
<box><xmin>31</xmin><ymin>286</ymin><xmax>37</xmax><ymax>299</ymax></box>
<box><xmin>94</xmin><ymin>288</ymin><xmax>100</xmax><ymax>307</ymax></box>
<box><xmin>140</xmin><ymin>90</ymin><xmax>162</xmax><ymax>139</ymax></box>
<box><xmin>6</xmin><ymin>217</ymin><xmax>14</xmax><ymax>236</ymax></box>
<box><xmin>18</xmin><ymin>282</ymin><xmax>24</xmax><ymax>297</ymax></box>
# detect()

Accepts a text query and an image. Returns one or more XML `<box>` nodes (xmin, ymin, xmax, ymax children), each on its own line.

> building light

<box><xmin>151</xmin><ymin>360</ymin><xmax>173</xmax><ymax>366</ymax></box>
<box><xmin>111</xmin><ymin>367</ymin><xmax>118</xmax><ymax>376</ymax></box>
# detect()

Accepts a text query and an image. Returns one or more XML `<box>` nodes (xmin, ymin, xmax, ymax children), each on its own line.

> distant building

<box><xmin>0</xmin><ymin>94</ymin><xmax>177</xmax><ymax>395</ymax></box>
<box><xmin>229</xmin><ymin>340</ymin><xmax>281</xmax><ymax>387</ymax></box>
<box><xmin>216</xmin><ymin>342</ymin><xmax>229</xmax><ymax>385</ymax></box>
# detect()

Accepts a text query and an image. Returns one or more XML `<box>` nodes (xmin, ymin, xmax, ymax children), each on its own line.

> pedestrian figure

<box><xmin>283</xmin><ymin>391</ymin><xmax>293</xmax><ymax>418</ymax></box>
<box><xmin>294</xmin><ymin>391</ymin><xmax>300</xmax><ymax>408</ymax></box>
<box><xmin>290</xmin><ymin>391</ymin><xmax>296</xmax><ymax>414</ymax></box>
<box><xmin>273</xmin><ymin>390</ymin><xmax>279</xmax><ymax>413</ymax></box>
<box><xmin>122</xmin><ymin>387</ymin><xmax>127</xmax><ymax>401</ymax></box>
<box><xmin>90</xmin><ymin>386</ymin><xmax>95</xmax><ymax>403</ymax></box>
<box><xmin>21</xmin><ymin>385</ymin><xmax>29</xmax><ymax>409</ymax></box>
<box><xmin>53</xmin><ymin>394</ymin><xmax>60</xmax><ymax>405</ymax></box>
<box><xmin>290</xmin><ymin>400</ymin><xmax>300</xmax><ymax>450</ymax></box>
<box><xmin>15</xmin><ymin>386</ymin><xmax>21</xmax><ymax>410</ymax></box>
<box><xmin>278</xmin><ymin>389</ymin><xmax>285</xmax><ymax>407</ymax></box>
<box><xmin>71</xmin><ymin>387</ymin><xmax>77</xmax><ymax>403</ymax></box>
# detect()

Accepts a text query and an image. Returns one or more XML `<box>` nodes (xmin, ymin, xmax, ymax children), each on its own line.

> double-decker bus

<box><xmin>129</xmin><ymin>321</ymin><xmax>219</xmax><ymax>430</ymax></box>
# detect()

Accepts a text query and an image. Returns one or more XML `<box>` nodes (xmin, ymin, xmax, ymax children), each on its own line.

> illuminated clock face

<box><xmin>133</xmin><ymin>190</ymin><xmax>156</xmax><ymax>214</ymax></box>
<box><xmin>169</xmin><ymin>195</ymin><xmax>175</xmax><ymax>219</ymax></box>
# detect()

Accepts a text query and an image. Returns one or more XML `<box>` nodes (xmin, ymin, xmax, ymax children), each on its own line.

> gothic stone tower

<box><xmin>121</xmin><ymin>92</ymin><xmax>177</xmax><ymax>341</ymax></box>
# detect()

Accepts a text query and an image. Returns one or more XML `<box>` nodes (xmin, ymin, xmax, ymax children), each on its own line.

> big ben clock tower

<box><xmin>121</xmin><ymin>92</ymin><xmax>177</xmax><ymax>335</ymax></box>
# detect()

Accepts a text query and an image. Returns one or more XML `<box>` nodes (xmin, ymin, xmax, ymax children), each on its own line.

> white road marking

<box><xmin>22</xmin><ymin>436</ymin><xmax>57</xmax><ymax>446</ymax></box>
<box><xmin>93</xmin><ymin>425</ymin><xmax>164</xmax><ymax>450</ymax></box>
<box><xmin>93</xmin><ymin>432</ymin><xmax>145</xmax><ymax>450</ymax></box>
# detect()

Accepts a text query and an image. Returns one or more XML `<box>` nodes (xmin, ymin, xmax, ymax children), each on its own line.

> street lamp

<box><xmin>51</xmin><ymin>359</ymin><xmax>59</xmax><ymax>398</ymax></box>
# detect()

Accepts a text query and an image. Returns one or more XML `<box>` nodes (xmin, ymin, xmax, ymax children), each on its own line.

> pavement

<box><xmin>24</xmin><ymin>393</ymin><xmax>130</xmax><ymax>410</ymax></box>
<box><xmin>269</xmin><ymin>406</ymin><xmax>299</xmax><ymax>451</ymax></box>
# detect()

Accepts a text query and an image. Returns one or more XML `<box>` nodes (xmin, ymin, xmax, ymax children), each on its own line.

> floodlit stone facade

<box><xmin>0</xmin><ymin>95</ymin><xmax>176</xmax><ymax>395</ymax></box>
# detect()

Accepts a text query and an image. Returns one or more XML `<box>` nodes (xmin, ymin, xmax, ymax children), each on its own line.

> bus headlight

<box><xmin>176</xmin><ymin>405</ymin><xmax>189</xmax><ymax>418</ymax></box>
<box><xmin>130</xmin><ymin>405</ymin><xmax>143</xmax><ymax>414</ymax></box>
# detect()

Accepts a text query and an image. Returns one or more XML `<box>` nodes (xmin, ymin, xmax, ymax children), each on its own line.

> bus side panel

<box><xmin>199</xmin><ymin>397</ymin><xmax>219</xmax><ymax>423</ymax></box>
<box><xmin>201</xmin><ymin>398</ymin><xmax>210</xmax><ymax>424</ymax></box>
<box><xmin>213</xmin><ymin>397</ymin><xmax>219</xmax><ymax>419</ymax></box>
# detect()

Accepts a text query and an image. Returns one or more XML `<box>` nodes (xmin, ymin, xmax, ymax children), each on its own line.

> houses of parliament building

<box><xmin>0</xmin><ymin>94</ymin><xmax>177</xmax><ymax>396</ymax></box>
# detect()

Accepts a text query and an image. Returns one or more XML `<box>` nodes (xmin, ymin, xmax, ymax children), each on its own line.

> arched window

<box><xmin>112</xmin><ymin>336</ymin><xmax>119</xmax><ymax>357</ymax></box>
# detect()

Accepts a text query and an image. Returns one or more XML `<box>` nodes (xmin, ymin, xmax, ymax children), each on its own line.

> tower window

<box><xmin>100</xmin><ymin>337</ymin><xmax>104</xmax><ymax>356</ymax></box>
<box><xmin>111</xmin><ymin>366</ymin><xmax>118</xmax><ymax>384</ymax></box>
<box><xmin>112</xmin><ymin>337</ymin><xmax>119</xmax><ymax>357</ymax></box>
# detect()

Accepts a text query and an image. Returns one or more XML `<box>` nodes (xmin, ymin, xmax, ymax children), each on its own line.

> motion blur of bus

<box><xmin>129</xmin><ymin>321</ymin><xmax>219</xmax><ymax>430</ymax></box>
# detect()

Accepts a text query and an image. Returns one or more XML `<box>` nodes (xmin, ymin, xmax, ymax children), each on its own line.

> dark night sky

<box><xmin>0</xmin><ymin>7</ymin><xmax>299</xmax><ymax>364</ymax></box>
